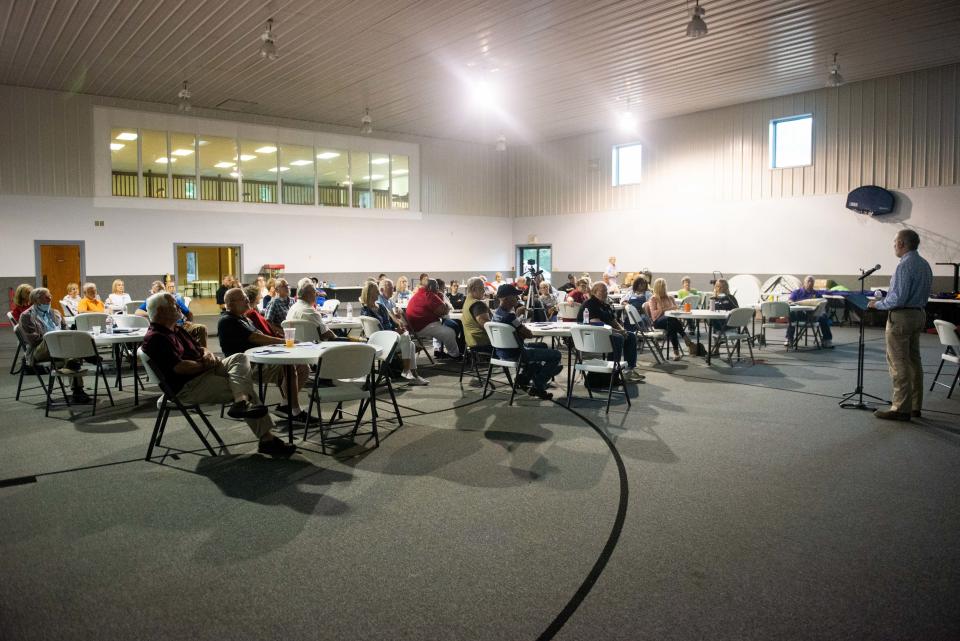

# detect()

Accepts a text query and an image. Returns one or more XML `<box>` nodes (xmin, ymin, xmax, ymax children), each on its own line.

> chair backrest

<box><xmin>43</xmin><ymin>330</ymin><xmax>97</xmax><ymax>360</ymax></box>
<box><xmin>761</xmin><ymin>301</ymin><xmax>790</xmax><ymax>318</ymax></box>
<box><xmin>484</xmin><ymin>321</ymin><xmax>520</xmax><ymax>350</ymax></box>
<box><xmin>810</xmin><ymin>300</ymin><xmax>828</xmax><ymax>319</ymax></box>
<box><xmin>321</xmin><ymin>299</ymin><xmax>340</xmax><ymax>314</ymax></box>
<box><xmin>699</xmin><ymin>292</ymin><xmax>714</xmax><ymax>309</ymax></box>
<box><xmin>317</xmin><ymin>343</ymin><xmax>376</xmax><ymax>380</ymax></box>
<box><xmin>281</xmin><ymin>319</ymin><xmax>320</xmax><ymax>343</ymax></box>
<box><xmin>115</xmin><ymin>314</ymin><xmax>149</xmax><ymax>329</ymax></box>
<box><xmin>725</xmin><ymin>307</ymin><xmax>755</xmax><ymax>329</ymax></box>
<box><xmin>366</xmin><ymin>330</ymin><xmax>399</xmax><ymax>361</ymax></box>
<box><xmin>125</xmin><ymin>300</ymin><xmax>144</xmax><ymax>315</ymax></box>
<box><xmin>568</xmin><ymin>324</ymin><xmax>614</xmax><ymax>355</ymax></box>
<box><xmin>359</xmin><ymin>315</ymin><xmax>382</xmax><ymax>339</ymax></box>
<box><xmin>182</xmin><ymin>296</ymin><xmax>192</xmax><ymax>309</ymax></box>
<box><xmin>60</xmin><ymin>301</ymin><xmax>76</xmax><ymax>317</ymax></box>
<box><xmin>557</xmin><ymin>302</ymin><xmax>581</xmax><ymax>320</ymax></box>
<box><xmin>6</xmin><ymin>311</ymin><xmax>15</xmax><ymax>328</ymax></box>
<box><xmin>137</xmin><ymin>347</ymin><xmax>163</xmax><ymax>385</ymax></box>
<box><xmin>933</xmin><ymin>320</ymin><xmax>960</xmax><ymax>348</ymax></box>
<box><xmin>74</xmin><ymin>312</ymin><xmax>108</xmax><ymax>332</ymax></box>
<box><xmin>623</xmin><ymin>304</ymin><xmax>644</xmax><ymax>327</ymax></box>
<box><xmin>680</xmin><ymin>294</ymin><xmax>701</xmax><ymax>309</ymax></box>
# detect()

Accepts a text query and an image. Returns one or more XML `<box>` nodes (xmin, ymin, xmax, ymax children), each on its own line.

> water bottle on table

<box><xmin>346</xmin><ymin>303</ymin><xmax>353</xmax><ymax>318</ymax></box>
<box><xmin>104</xmin><ymin>314</ymin><xmax>114</xmax><ymax>334</ymax></box>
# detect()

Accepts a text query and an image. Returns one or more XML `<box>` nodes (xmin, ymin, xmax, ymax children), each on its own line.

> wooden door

<box><xmin>39</xmin><ymin>244</ymin><xmax>81</xmax><ymax>314</ymax></box>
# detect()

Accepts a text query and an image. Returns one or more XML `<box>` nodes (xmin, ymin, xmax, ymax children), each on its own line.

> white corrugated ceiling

<box><xmin>0</xmin><ymin>0</ymin><xmax>958</xmax><ymax>143</ymax></box>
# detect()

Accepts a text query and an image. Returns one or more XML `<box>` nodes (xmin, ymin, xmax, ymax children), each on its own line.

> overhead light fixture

<box><xmin>495</xmin><ymin>135</ymin><xmax>507</xmax><ymax>152</ymax></box>
<box><xmin>392</xmin><ymin>169</ymin><xmax>409</xmax><ymax>176</ymax></box>
<box><xmin>155</xmin><ymin>157</ymin><xmax>175</xmax><ymax>164</ymax></box>
<box><xmin>229</xmin><ymin>171</ymin><xmax>240</xmax><ymax>178</ymax></box>
<box><xmin>110</xmin><ymin>143</ymin><xmax>125</xmax><ymax>151</ymax></box>
<box><xmin>255</xmin><ymin>145</ymin><xmax>277</xmax><ymax>153</ymax></box>
<box><xmin>316</xmin><ymin>151</ymin><xmax>341</xmax><ymax>160</ymax></box>
<box><xmin>686</xmin><ymin>1</ymin><xmax>708</xmax><ymax>38</ymax></box>
<box><xmin>617</xmin><ymin>110</ymin><xmax>638</xmax><ymax>134</ymax></box>
<box><xmin>371</xmin><ymin>157</ymin><xmax>389</xmax><ymax>165</ymax></box>
<box><xmin>115</xmin><ymin>132</ymin><xmax>138</xmax><ymax>141</ymax></box>
<box><xmin>177</xmin><ymin>80</ymin><xmax>192</xmax><ymax>112</ymax></box>
<box><xmin>469</xmin><ymin>78</ymin><xmax>499</xmax><ymax>110</ymax></box>
<box><xmin>214</xmin><ymin>161</ymin><xmax>235</xmax><ymax>169</ymax></box>
<box><xmin>289</xmin><ymin>159</ymin><xmax>313</xmax><ymax>166</ymax></box>
<box><xmin>827</xmin><ymin>52</ymin><xmax>845</xmax><ymax>87</ymax></box>
<box><xmin>268</xmin><ymin>166</ymin><xmax>290</xmax><ymax>172</ymax></box>
<box><xmin>259</xmin><ymin>18</ymin><xmax>278</xmax><ymax>60</ymax></box>
<box><xmin>171</xmin><ymin>148</ymin><xmax>194</xmax><ymax>156</ymax></box>
<box><xmin>235</xmin><ymin>154</ymin><xmax>257</xmax><ymax>161</ymax></box>
<box><xmin>360</xmin><ymin>108</ymin><xmax>373</xmax><ymax>135</ymax></box>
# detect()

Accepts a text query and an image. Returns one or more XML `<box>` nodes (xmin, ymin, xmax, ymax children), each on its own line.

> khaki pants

<box><xmin>885</xmin><ymin>309</ymin><xmax>925</xmax><ymax>413</ymax></box>
<box><xmin>31</xmin><ymin>339</ymin><xmax>86</xmax><ymax>390</ymax></box>
<box><xmin>183</xmin><ymin>321</ymin><xmax>208</xmax><ymax>347</ymax></box>
<box><xmin>177</xmin><ymin>353</ymin><xmax>273</xmax><ymax>438</ymax></box>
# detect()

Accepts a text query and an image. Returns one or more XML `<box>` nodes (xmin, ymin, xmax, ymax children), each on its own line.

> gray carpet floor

<box><xmin>0</xmin><ymin>321</ymin><xmax>958</xmax><ymax>641</ymax></box>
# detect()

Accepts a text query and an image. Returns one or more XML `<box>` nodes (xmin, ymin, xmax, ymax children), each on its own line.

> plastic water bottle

<box><xmin>583</xmin><ymin>308</ymin><xmax>590</xmax><ymax>325</ymax></box>
<box><xmin>104</xmin><ymin>315</ymin><xmax>114</xmax><ymax>334</ymax></box>
<box><xmin>709</xmin><ymin>298</ymin><xmax>716</xmax><ymax>311</ymax></box>
<box><xmin>346</xmin><ymin>303</ymin><xmax>353</xmax><ymax>318</ymax></box>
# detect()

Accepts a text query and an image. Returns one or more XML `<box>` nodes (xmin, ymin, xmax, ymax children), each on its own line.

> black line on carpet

<box><xmin>0</xmin><ymin>475</ymin><xmax>37</xmax><ymax>488</ymax></box>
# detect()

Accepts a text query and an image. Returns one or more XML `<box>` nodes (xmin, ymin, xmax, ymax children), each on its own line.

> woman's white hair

<box><xmin>145</xmin><ymin>292</ymin><xmax>173</xmax><ymax>321</ymax></box>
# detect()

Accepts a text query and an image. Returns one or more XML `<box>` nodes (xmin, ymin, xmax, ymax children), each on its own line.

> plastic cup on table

<box><xmin>91</xmin><ymin>326</ymin><xmax>101</xmax><ymax>336</ymax></box>
<box><xmin>283</xmin><ymin>328</ymin><xmax>296</xmax><ymax>348</ymax></box>
<box><xmin>684</xmin><ymin>302</ymin><xmax>692</xmax><ymax>313</ymax></box>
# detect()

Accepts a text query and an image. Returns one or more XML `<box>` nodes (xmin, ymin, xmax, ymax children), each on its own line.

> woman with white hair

<box><xmin>106</xmin><ymin>279</ymin><xmax>131</xmax><ymax>313</ymax></box>
<box><xmin>360</xmin><ymin>281</ymin><xmax>428</xmax><ymax>385</ymax></box>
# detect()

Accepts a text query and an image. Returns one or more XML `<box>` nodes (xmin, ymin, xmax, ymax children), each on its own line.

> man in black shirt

<box><xmin>558</xmin><ymin>273</ymin><xmax>577</xmax><ymax>293</ymax></box>
<box><xmin>218</xmin><ymin>288</ymin><xmax>310</xmax><ymax>422</ymax></box>
<box><xmin>576</xmin><ymin>282</ymin><xmax>644</xmax><ymax>382</ymax></box>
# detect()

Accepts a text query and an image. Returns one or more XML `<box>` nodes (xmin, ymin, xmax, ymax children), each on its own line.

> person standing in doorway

<box><xmin>868</xmin><ymin>229</ymin><xmax>933</xmax><ymax>421</ymax></box>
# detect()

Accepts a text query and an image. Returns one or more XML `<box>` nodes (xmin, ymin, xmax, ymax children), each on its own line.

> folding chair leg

<box><xmin>10</xmin><ymin>343</ymin><xmax>22</xmax><ymax>375</ymax></box>
<box><xmin>181</xmin><ymin>411</ymin><xmax>217</xmax><ymax>456</ymax></box>
<box><xmin>44</xmin><ymin>371</ymin><xmax>56</xmax><ymax>417</ymax></box>
<box><xmin>482</xmin><ymin>361</ymin><xmax>495</xmax><ymax>399</ymax></box>
<box><xmin>145</xmin><ymin>407</ymin><xmax>168</xmax><ymax>461</ymax></box>
<box><xmin>929</xmin><ymin>359</ymin><xmax>945</xmax><ymax>391</ymax></box>
<box><xmin>505</xmin><ymin>367</ymin><xmax>518</xmax><ymax>406</ymax></box>
<box><xmin>605</xmin><ymin>368</ymin><xmax>616</xmax><ymax>414</ymax></box>
<box><xmin>383</xmin><ymin>373</ymin><xmax>403</xmax><ymax>426</ymax></box>
<box><xmin>949</xmin><ymin>367</ymin><xmax>960</xmax><ymax>399</ymax></box>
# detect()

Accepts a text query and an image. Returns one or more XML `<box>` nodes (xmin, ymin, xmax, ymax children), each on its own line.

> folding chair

<box><xmin>14</xmin><ymin>324</ymin><xmax>49</xmax><ymax>400</ymax></box>
<box><xmin>567</xmin><ymin>325</ymin><xmax>632</xmax><ymax>413</ymax></box>
<box><xmin>557</xmin><ymin>302</ymin><xmax>581</xmax><ymax>322</ymax></box>
<box><xmin>303</xmin><ymin>343</ymin><xmax>378</xmax><ymax>455</ymax></box>
<box><xmin>759</xmin><ymin>301</ymin><xmax>790</xmax><ymax>348</ymax></box>
<box><xmin>482</xmin><ymin>322</ymin><xmax>526</xmax><ymax>406</ymax></box>
<box><xmin>73</xmin><ymin>312</ymin><xmax>108</xmax><ymax>332</ymax></box>
<box><xmin>794</xmin><ymin>301</ymin><xmax>828</xmax><ymax>349</ymax></box>
<box><xmin>8</xmin><ymin>311</ymin><xmax>22</xmax><ymax>375</ymax></box>
<box><xmin>365</xmin><ymin>330</ymin><xmax>404</xmax><ymax>426</ymax></box>
<box><xmin>930</xmin><ymin>320</ymin><xmax>960</xmax><ymax>398</ymax></box>
<box><xmin>125</xmin><ymin>300</ymin><xmax>144</xmax><ymax>315</ymax></box>
<box><xmin>139</xmin><ymin>348</ymin><xmax>227</xmax><ymax>461</ymax></box>
<box><xmin>624</xmin><ymin>304</ymin><xmax>664</xmax><ymax>364</ymax></box>
<box><xmin>42</xmin><ymin>330</ymin><xmax>115</xmax><ymax>417</ymax></box>
<box><xmin>320</xmin><ymin>299</ymin><xmax>340</xmax><ymax>315</ymax></box>
<box><xmin>712</xmin><ymin>308</ymin><xmax>756</xmax><ymax>364</ymax></box>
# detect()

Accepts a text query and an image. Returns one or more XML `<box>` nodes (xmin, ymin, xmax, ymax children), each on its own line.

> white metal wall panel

<box><xmin>509</xmin><ymin>64</ymin><xmax>960</xmax><ymax>217</ymax></box>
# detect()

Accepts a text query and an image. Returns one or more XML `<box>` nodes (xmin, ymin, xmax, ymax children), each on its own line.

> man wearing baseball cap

<box><xmin>491</xmin><ymin>284</ymin><xmax>562</xmax><ymax>400</ymax></box>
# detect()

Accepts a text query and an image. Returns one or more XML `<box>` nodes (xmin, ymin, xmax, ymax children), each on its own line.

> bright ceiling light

<box><xmin>268</xmin><ymin>166</ymin><xmax>290</xmax><ymax>172</ymax></box>
<box><xmin>214</xmin><ymin>161</ymin><xmax>235</xmax><ymax>169</ymax></box>
<box><xmin>110</xmin><ymin>143</ymin><xmax>125</xmax><ymax>151</ymax></box>
<box><xmin>392</xmin><ymin>169</ymin><xmax>409</xmax><ymax>175</ymax></box>
<box><xmin>236</xmin><ymin>154</ymin><xmax>257</xmax><ymax>161</ymax></box>
<box><xmin>316</xmin><ymin>151</ymin><xmax>341</xmax><ymax>160</ymax></box>
<box><xmin>617</xmin><ymin>110</ymin><xmax>638</xmax><ymax>134</ymax></box>
<box><xmin>259</xmin><ymin>18</ymin><xmax>278</xmax><ymax>60</ymax></box>
<box><xmin>827</xmin><ymin>52</ymin><xmax>845</xmax><ymax>87</ymax></box>
<box><xmin>229</xmin><ymin>171</ymin><xmax>240</xmax><ymax>178</ymax></box>
<box><xmin>495</xmin><ymin>135</ymin><xmax>507</xmax><ymax>152</ymax></box>
<box><xmin>255</xmin><ymin>145</ymin><xmax>277</xmax><ymax>153</ymax></box>
<box><xmin>360</xmin><ymin>108</ymin><xmax>373</xmax><ymax>135</ymax></box>
<box><xmin>289</xmin><ymin>159</ymin><xmax>313</xmax><ymax>166</ymax></box>
<box><xmin>177</xmin><ymin>80</ymin><xmax>192</xmax><ymax>112</ymax></box>
<box><xmin>171</xmin><ymin>148</ymin><xmax>194</xmax><ymax>156</ymax></box>
<box><xmin>371</xmin><ymin>157</ymin><xmax>389</xmax><ymax>165</ymax></box>
<box><xmin>469</xmin><ymin>78</ymin><xmax>499</xmax><ymax>109</ymax></box>
<box><xmin>155</xmin><ymin>157</ymin><xmax>175</xmax><ymax>164</ymax></box>
<box><xmin>370</xmin><ymin>174</ymin><xmax>383</xmax><ymax>180</ymax></box>
<box><xmin>115</xmin><ymin>132</ymin><xmax>138</xmax><ymax>141</ymax></box>
<box><xmin>686</xmin><ymin>1</ymin><xmax>708</xmax><ymax>38</ymax></box>
<box><xmin>197</xmin><ymin>139</ymin><xmax>209</xmax><ymax>146</ymax></box>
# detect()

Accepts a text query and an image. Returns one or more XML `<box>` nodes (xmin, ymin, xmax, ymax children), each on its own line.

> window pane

<box><xmin>239</xmin><ymin>140</ymin><xmax>278</xmax><ymax>203</ymax></box>
<box><xmin>141</xmin><ymin>130</ymin><xmax>169</xmax><ymax>199</ymax></box>
<box><xmin>371</xmin><ymin>153</ymin><xmax>390</xmax><ymax>209</ymax></box>
<box><xmin>170</xmin><ymin>132</ymin><xmax>196</xmax><ymax>200</ymax></box>
<box><xmin>110</xmin><ymin>128</ymin><xmax>138</xmax><ymax>197</ymax></box>
<box><xmin>391</xmin><ymin>154</ymin><xmax>409</xmax><ymax>209</ymax></box>
<box><xmin>199</xmin><ymin>136</ymin><xmax>238</xmax><ymax>201</ymax></box>
<box><xmin>351</xmin><ymin>151</ymin><xmax>371</xmax><ymax>208</ymax></box>
<box><xmin>772</xmin><ymin>116</ymin><xmax>812</xmax><ymax>168</ymax></box>
<box><xmin>279</xmin><ymin>143</ymin><xmax>314</xmax><ymax>205</ymax></box>
<box><xmin>316</xmin><ymin>148</ymin><xmax>349</xmax><ymax>207</ymax></box>
<box><xmin>614</xmin><ymin>143</ymin><xmax>642</xmax><ymax>185</ymax></box>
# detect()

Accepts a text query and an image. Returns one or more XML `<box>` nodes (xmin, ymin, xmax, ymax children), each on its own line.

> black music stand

<box><xmin>839</xmin><ymin>287</ymin><xmax>887</xmax><ymax>410</ymax></box>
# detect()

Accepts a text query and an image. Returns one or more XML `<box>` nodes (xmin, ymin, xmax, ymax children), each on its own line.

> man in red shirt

<box><xmin>404</xmin><ymin>279</ymin><xmax>461</xmax><ymax>359</ymax></box>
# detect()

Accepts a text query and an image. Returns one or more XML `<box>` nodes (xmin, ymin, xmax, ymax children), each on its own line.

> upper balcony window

<box><xmin>770</xmin><ymin>115</ymin><xmax>813</xmax><ymax>168</ymax></box>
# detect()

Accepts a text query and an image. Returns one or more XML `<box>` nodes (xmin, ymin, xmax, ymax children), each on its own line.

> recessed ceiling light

<box><xmin>229</xmin><ymin>171</ymin><xmax>240</xmax><ymax>178</ymax></box>
<box><xmin>342</xmin><ymin>179</ymin><xmax>353</xmax><ymax>186</ymax></box>
<box><xmin>110</xmin><ymin>143</ymin><xmax>125</xmax><ymax>151</ymax></box>
<box><xmin>371</xmin><ymin>157</ymin><xmax>389</xmax><ymax>165</ymax></box>
<box><xmin>214</xmin><ymin>161</ymin><xmax>235</xmax><ymax>169</ymax></box>
<box><xmin>392</xmin><ymin>169</ymin><xmax>409</xmax><ymax>175</ymax></box>
<box><xmin>316</xmin><ymin>152</ymin><xmax>341</xmax><ymax>160</ymax></box>
<box><xmin>289</xmin><ymin>159</ymin><xmax>313</xmax><ymax>166</ymax></box>
<box><xmin>171</xmin><ymin>148</ymin><xmax>194</xmax><ymax>156</ymax></box>
<box><xmin>198</xmin><ymin>140</ymin><xmax>209</xmax><ymax>146</ymax></box>
<box><xmin>617</xmin><ymin>111</ymin><xmax>638</xmax><ymax>134</ymax></box>
<box><xmin>235</xmin><ymin>154</ymin><xmax>257</xmax><ymax>161</ymax></box>
<box><xmin>255</xmin><ymin>146</ymin><xmax>277</xmax><ymax>153</ymax></box>
<box><xmin>115</xmin><ymin>132</ymin><xmax>138</xmax><ymax>141</ymax></box>
<box><xmin>268</xmin><ymin>166</ymin><xmax>290</xmax><ymax>172</ymax></box>
<box><xmin>468</xmin><ymin>78</ymin><xmax>499</xmax><ymax>109</ymax></box>
<box><xmin>155</xmin><ymin>157</ymin><xmax>175</xmax><ymax>164</ymax></box>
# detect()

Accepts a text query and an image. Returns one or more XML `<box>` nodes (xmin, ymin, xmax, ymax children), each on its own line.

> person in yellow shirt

<box><xmin>77</xmin><ymin>282</ymin><xmax>105</xmax><ymax>313</ymax></box>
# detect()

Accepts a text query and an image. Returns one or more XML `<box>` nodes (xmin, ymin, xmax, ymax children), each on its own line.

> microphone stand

<box><xmin>839</xmin><ymin>266</ymin><xmax>887</xmax><ymax>410</ymax></box>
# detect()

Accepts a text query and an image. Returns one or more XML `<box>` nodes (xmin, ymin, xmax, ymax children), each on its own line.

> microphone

<box><xmin>861</xmin><ymin>264</ymin><xmax>881</xmax><ymax>278</ymax></box>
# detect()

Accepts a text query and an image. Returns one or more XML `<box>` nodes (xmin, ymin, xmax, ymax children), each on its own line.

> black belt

<box><xmin>891</xmin><ymin>307</ymin><xmax>922</xmax><ymax>311</ymax></box>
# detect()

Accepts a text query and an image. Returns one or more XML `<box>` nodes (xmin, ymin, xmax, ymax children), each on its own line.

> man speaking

<box><xmin>868</xmin><ymin>229</ymin><xmax>933</xmax><ymax>421</ymax></box>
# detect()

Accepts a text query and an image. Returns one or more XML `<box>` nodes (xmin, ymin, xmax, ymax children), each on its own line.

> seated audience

<box><xmin>286</xmin><ymin>278</ymin><xmax>337</xmax><ymax>341</ymax></box>
<box><xmin>537</xmin><ymin>281</ymin><xmax>559</xmax><ymax>321</ymax></box>
<box><xmin>215</xmin><ymin>275</ymin><xmax>234</xmax><ymax>310</ymax></box>
<box><xmin>264</xmin><ymin>278</ymin><xmax>293</xmax><ymax>335</ymax></box>
<box><xmin>359</xmin><ymin>281</ymin><xmax>428</xmax><ymax>385</ymax></box>
<box><xmin>242</xmin><ymin>285</ymin><xmax>280</xmax><ymax>337</ymax></box>
<box><xmin>19</xmin><ymin>287</ymin><xmax>94</xmax><ymax>403</ymax></box>
<box><xmin>143</xmin><ymin>292</ymin><xmax>294</xmax><ymax>458</ymax></box>
<box><xmin>392</xmin><ymin>275</ymin><xmax>412</xmax><ymax>306</ymax></box>
<box><xmin>106</xmin><ymin>279</ymin><xmax>131</xmax><ymax>313</ymax></box>
<box><xmin>623</xmin><ymin>277</ymin><xmax>652</xmax><ymax>329</ymax></box>
<box><xmin>491</xmin><ymin>284</ymin><xmax>561</xmax><ymax>400</ymax></box>
<box><xmin>558</xmin><ymin>273</ymin><xmax>577</xmax><ymax>293</ymax></box>
<box><xmin>677</xmin><ymin>277</ymin><xmax>699</xmax><ymax>300</ymax></box>
<box><xmin>256</xmin><ymin>275</ymin><xmax>269</xmax><ymax>299</ymax></box>
<box><xmin>785</xmin><ymin>275</ymin><xmax>834</xmax><ymax>348</ymax></box>
<box><xmin>646</xmin><ymin>278</ymin><xmax>695</xmax><ymax>360</ymax></box>
<box><xmin>448</xmin><ymin>280</ymin><xmax>466</xmax><ymax>310</ymax></box>
<box><xmin>461</xmin><ymin>277</ymin><xmax>493</xmax><ymax>354</ymax></box>
<box><xmin>218</xmin><ymin>288</ymin><xmax>310</xmax><ymax>421</ymax></box>
<box><xmin>61</xmin><ymin>282</ymin><xmax>81</xmax><ymax>317</ymax></box>
<box><xmin>164</xmin><ymin>281</ymin><xmax>208</xmax><ymax>346</ymax></box>
<box><xmin>405</xmin><ymin>279</ymin><xmax>461</xmax><ymax>359</ymax></box>
<box><xmin>77</xmin><ymin>282</ymin><xmax>105</xmax><ymax>313</ymax></box>
<box><xmin>11</xmin><ymin>284</ymin><xmax>33</xmax><ymax>322</ymax></box>
<box><xmin>567</xmin><ymin>278</ymin><xmax>591</xmax><ymax>305</ymax></box>
<box><xmin>577</xmin><ymin>283</ymin><xmax>644</xmax><ymax>381</ymax></box>
<box><xmin>435</xmin><ymin>278</ymin><xmax>464</xmax><ymax>354</ymax></box>
<box><xmin>515</xmin><ymin>276</ymin><xmax>529</xmax><ymax>294</ymax></box>
<box><xmin>261</xmin><ymin>277</ymin><xmax>276</xmax><ymax>310</ymax></box>
<box><xmin>709</xmin><ymin>279</ymin><xmax>739</xmax><ymax>332</ymax></box>
<box><xmin>602</xmin><ymin>273</ymin><xmax>620</xmax><ymax>294</ymax></box>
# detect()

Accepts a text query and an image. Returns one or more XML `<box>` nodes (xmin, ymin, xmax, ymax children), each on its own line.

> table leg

<box><xmin>131</xmin><ymin>343</ymin><xmax>139</xmax><ymax>406</ymax></box>
<box><xmin>114</xmin><ymin>344</ymin><xmax>124</xmax><ymax>390</ymax></box>
<box><xmin>565</xmin><ymin>339</ymin><xmax>574</xmax><ymax>406</ymax></box>
<box><xmin>706</xmin><ymin>323</ymin><xmax>713</xmax><ymax>365</ymax></box>
<box><xmin>286</xmin><ymin>364</ymin><xmax>295</xmax><ymax>444</ymax></box>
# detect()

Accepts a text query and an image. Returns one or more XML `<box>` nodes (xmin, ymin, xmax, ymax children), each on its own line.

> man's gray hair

<box><xmin>297</xmin><ymin>277</ymin><xmax>316</xmax><ymax>298</ymax></box>
<box><xmin>145</xmin><ymin>292</ymin><xmax>172</xmax><ymax>322</ymax></box>
<box><xmin>466</xmin><ymin>276</ymin><xmax>486</xmax><ymax>296</ymax></box>
<box><xmin>897</xmin><ymin>228</ymin><xmax>920</xmax><ymax>250</ymax></box>
<box><xmin>29</xmin><ymin>287</ymin><xmax>50</xmax><ymax>304</ymax></box>
<box><xmin>425</xmin><ymin>278</ymin><xmax>439</xmax><ymax>293</ymax></box>
<box><xmin>379</xmin><ymin>278</ymin><xmax>394</xmax><ymax>291</ymax></box>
